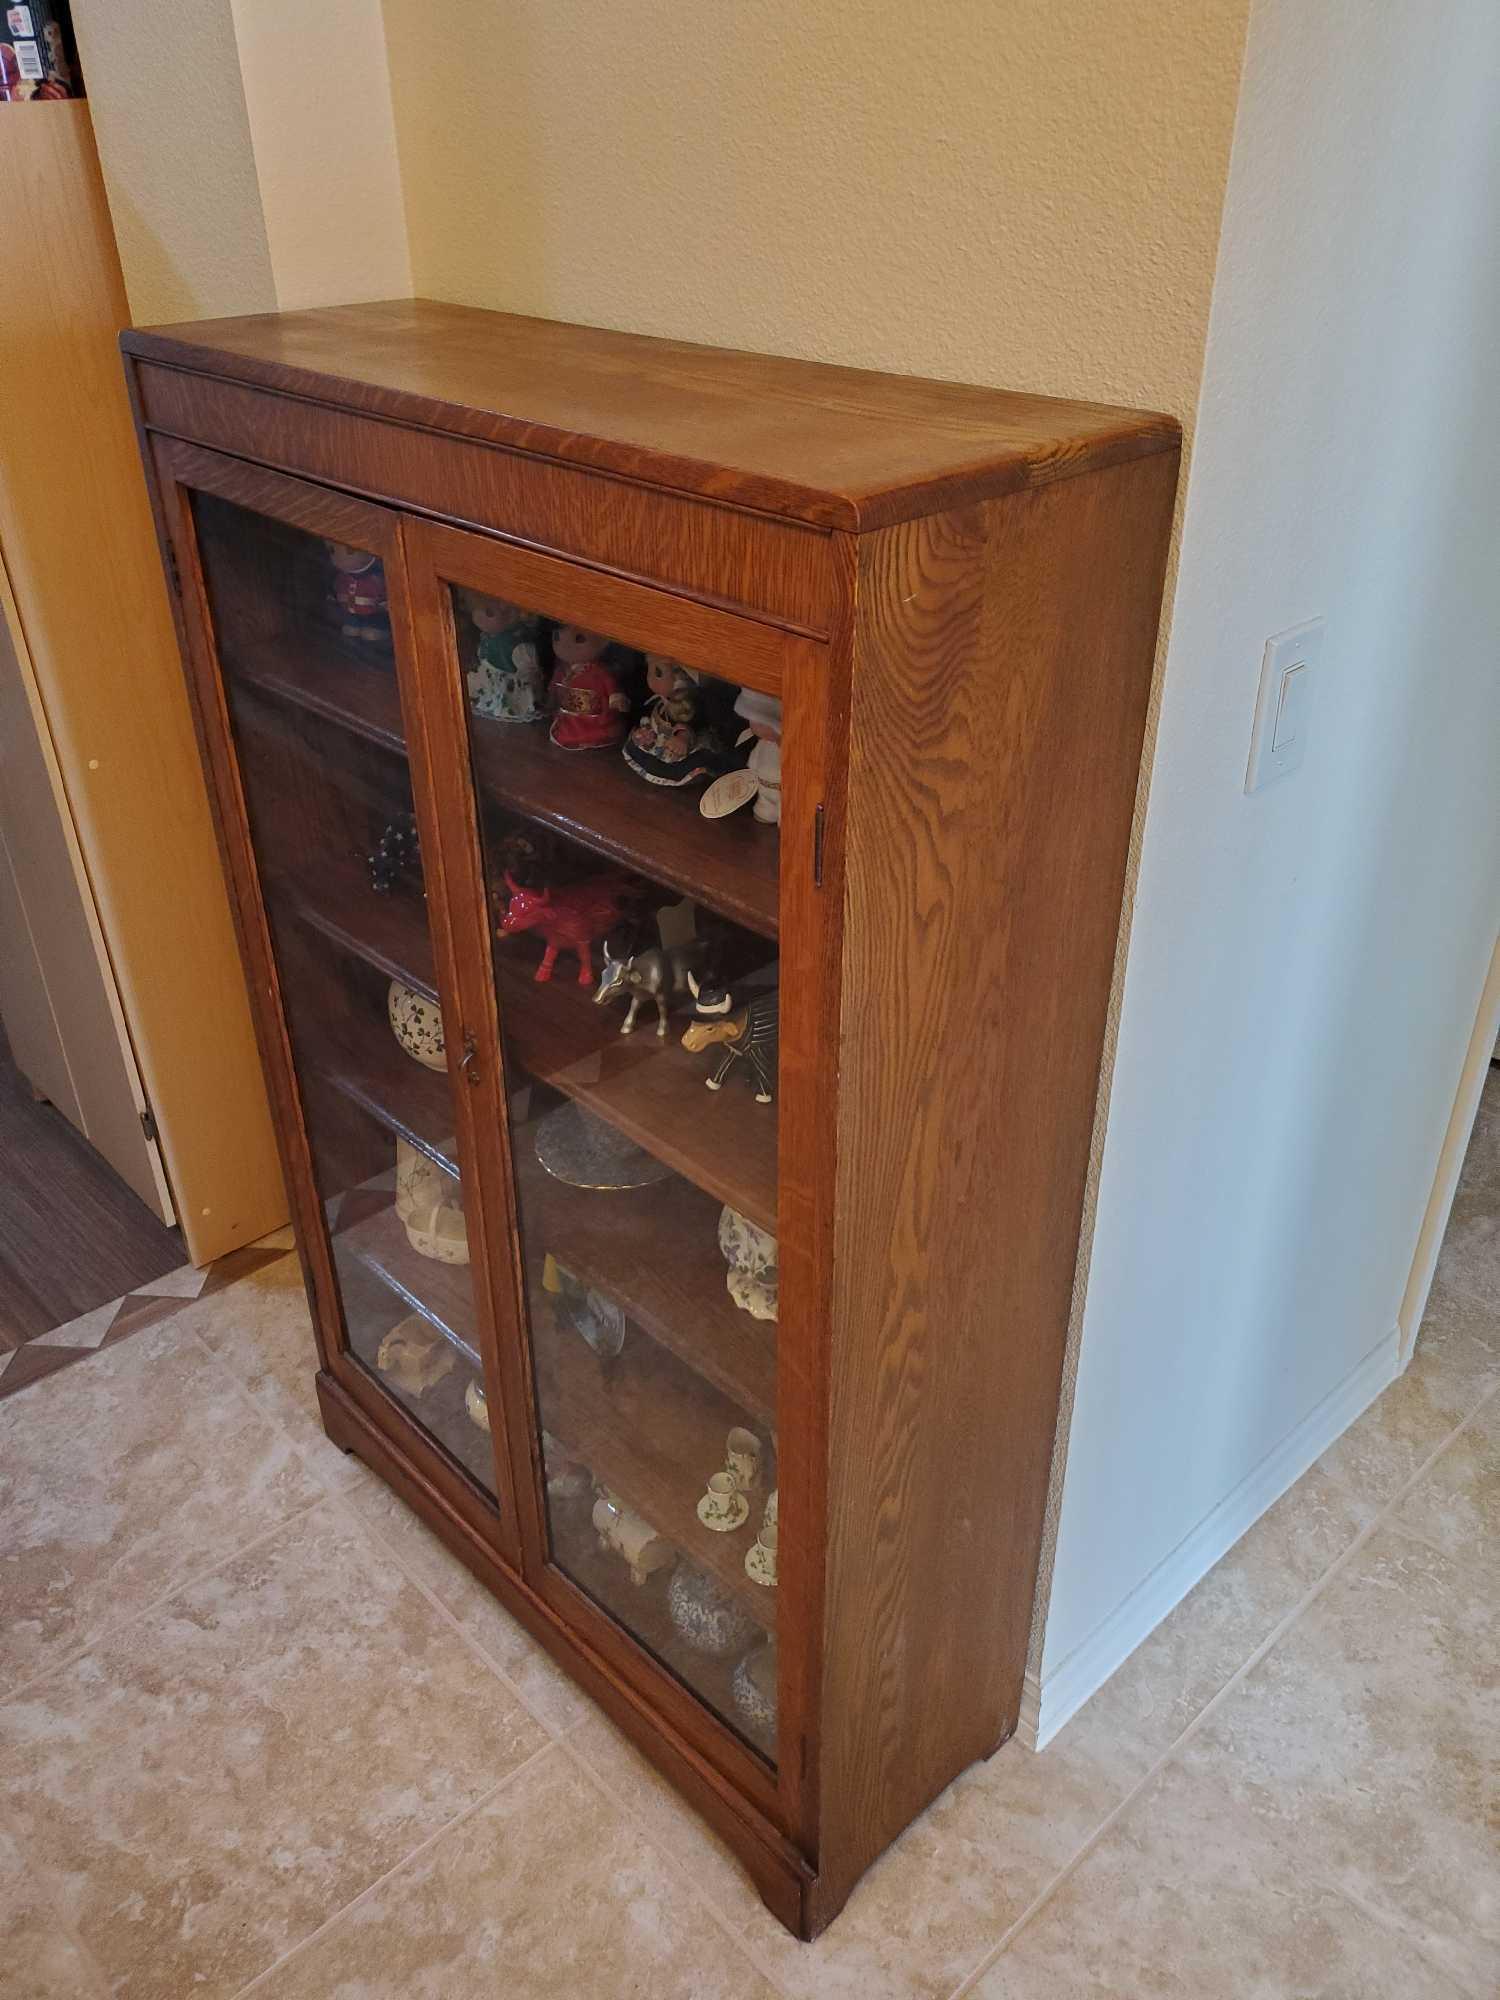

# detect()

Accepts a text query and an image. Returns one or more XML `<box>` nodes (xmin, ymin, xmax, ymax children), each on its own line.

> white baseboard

<box><xmin>1020</xmin><ymin>1321</ymin><xmax>1402</xmax><ymax>1749</ymax></box>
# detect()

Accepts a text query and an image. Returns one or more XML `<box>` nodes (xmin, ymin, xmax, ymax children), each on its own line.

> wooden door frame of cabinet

<box><xmin>401</xmin><ymin>519</ymin><xmax>802</xmax><ymax>1826</ymax></box>
<box><xmin>406</xmin><ymin>515</ymin><xmax>789</xmax><ymax>699</ymax></box>
<box><xmin>140</xmin><ymin>434</ymin><xmax>524</xmax><ymax>1566</ymax></box>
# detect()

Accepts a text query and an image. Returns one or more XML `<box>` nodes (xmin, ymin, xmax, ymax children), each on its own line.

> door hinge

<box><xmin>812</xmin><ymin>803</ymin><xmax>825</xmax><ymax>888</ymax></box>
<box><xmin>140</xmin><ymin>1105</ymin><xmax>159</xmax><ymax>1144</ymax></box>
<box><xmin>165</xmin><ymin>544</ymin><xmax>182</xmax><ymax>598</ymax></box>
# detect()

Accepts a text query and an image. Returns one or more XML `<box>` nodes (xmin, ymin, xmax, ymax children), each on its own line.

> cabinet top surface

<box><xmin>123</xmin><ymin>297</ymin><xmax>1178</xmax><ymax>532</ymax></box>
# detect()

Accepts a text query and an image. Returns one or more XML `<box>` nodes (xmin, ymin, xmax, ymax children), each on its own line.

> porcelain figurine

<box><xmin>622</xmin><ymin>655</ymin><xmax>727</xmax><ymax>787</ymax></box>
<box><xmin>367</xmin><ymin>813</ymin><xmax>421</xmax><ymax>895</ymax></box>
<box><xmin>668</xmin><ymin>1564</ymin><xmax>761</xmax><ymax>1656</ymax></box>
<box><xmin>495</xmin><ymin>871</ymin><xmax>637</xmax><ymax>985</ymax></box>
<box><xmin>593</xmin><ymin>928</ymin><xmax>708</xmax><ymax>1037</ymax></box>
<box><xmin>394</xmin><ymin>1140</ymin><xmax>468</xmax><ymax>1264</ymax></box>
<box><xmin>387</xmin><ymin>978</ymin><xmax>446</xmax><ymax>1071</ymax></box>
<box><xmin>374</xmin><ymin>1313</ymin><xmax>455</xmax><ymax>1395</ymax></box>
<box><xmin>592</xmin><ymin>1487</ymin><xmax>676</xmax><ymax>1586</ymax></box>
<box><xmin>465</xmin><ymin>1376</ymin><xmax>490</xmax><ymax>1433</ymax></box>
<box><xmin>681</xmin><ymin>975</ymin><xmax>778</xmax><ymax>1102</ymax></box>
<box><xmin>327</xmin><ymin>542</ymin><xmax>389</xmax><ymax>647</ymax></box>
<box><xmin>548</xmin><ymin>626</ymin><xmax>633</xmax><ymax>750</ymax></box>
<box><xmin>718</xmin><ymin>1205</ymin><xmax>779</xmax><ymax>1320</ymax></box>
<box><xmin>735</xmin><ymin>690</ymin><xmax>783</xmax><ymax>824</ymax></box>
<box><xmin>464</xmin><ymin>593</ymin><xmax>546</xmax><ymax>723</ymax></box>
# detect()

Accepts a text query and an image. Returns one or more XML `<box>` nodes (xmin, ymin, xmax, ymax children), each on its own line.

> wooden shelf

<box><xmin>226</xmin><ymin>623</ymin><xmax>778</xmax><ymax>938</ymax></box>
<box><xmin>227</xmin><ymin>628</ymin><xmax>407</xmax><ymax>755</ymax></box>
<box><xmin>335</xmin><ymin>1193</ymin><xmax>482</xmax><ymax>1371</ymax></box>
<box><xmin>515</xmin><ymin>1145</ymin><xmax>776</xmax><ymax>1427</ymax></box>
<box><xmin>532</xmin><ymin>1296</ymin><xmax>776</xmax><ymax>1632</ymax></box>
<box><xmin>468</xmin><ymin>718</ymin><xmax>779</xmax><ymax>939</ymax></box>
<box><xmin>279</xmin><ymin>853</ymin><xmax>778</xmax><ymax>1230</ymax></box>
<box><xmin>304</xmin><ymin>1012</ymin><xmax>459</xmax><ymax>1177</ymax></box>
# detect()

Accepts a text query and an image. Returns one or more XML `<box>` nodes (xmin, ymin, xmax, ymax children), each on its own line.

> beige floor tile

<box><xmin>1435</xmin><ymin>1167</ymin><xmax>1500</xmax><ymax>1313</ymax></box>
<box><xmin>972</xmin><ymin>1758</ymin><xmax>1466</xmax><ymax>1999</ymax></box>
<box><xmin>566</xmin><ymin>1710</ymin><xmax>767</xmax><ymax>1927</ymax></box>
<box><xmin>1316</xmin><ymin>1321</ymin><xmax>1496</xmax><ymax>1507</ymax></box>
<box><xmin>339</xmin><ymin>1466</ymin><xmax>593</xmax><ymax>1736</ymax></box>
<box><xmin>0</xmin><ymin>1509</ymin><xmax>548</xmax><ymax>2000</ymax></box>
<box><xmin>1174</xmin><ymin>1526</ymin><xmax>1500</xmax><ymax>1998</ymax></box>
<box><xmin>248</xmin><ymin>1745</ymin><xmax>776</xmax><ymax>1999</ymax></box>
<box><xmin>0</xmin><ymin>1317</ymin><xmax>323</xmax><ymax>1695</ymax></box>
<box><xmin>1391</xmin><ymin>1389</ymin><xmax>1500</xmax><ymax>1563</ymax></box>
<box><xmin>737</xmin><ymin>1731</ymin><xmax>1126</xmax><ymax>2000</ymax></box>
<box><xmin>1055</xmin><ymin>1466</ymin><xmax>1375</xmax><ymax>1788</ymax></box>
<box><xmin>0</xmin><ymin>1815</ymin><xmax>115</xmax><ymax>1999</ymax></box>
<box><xmin>177</xmin><ymin>1247</ymin><xmax>364</xmax><ymax>1492</ymax></box>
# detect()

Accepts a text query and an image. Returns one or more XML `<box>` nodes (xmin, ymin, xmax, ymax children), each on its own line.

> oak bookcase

<box><xmin>123</xmin><ymin>300</ymin><xmax>1178</xmax><ymax>1937</ymax></box>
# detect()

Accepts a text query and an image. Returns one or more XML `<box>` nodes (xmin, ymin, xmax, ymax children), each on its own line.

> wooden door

<box><xmin>404</xmin><ymin>518</ymin><xmax>839</xmax><ymax>1820</ymax></box>
<box><xmin>148</xmin><ymin>438</ymin><xmax>524</xmax><ymax>1566</ymax></box>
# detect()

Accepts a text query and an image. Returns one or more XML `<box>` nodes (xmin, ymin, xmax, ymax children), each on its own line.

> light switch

<box><xmin>1246</xmin><ymin>619</ymin><xmax>1324</xmax><ymax>792</ymax></box>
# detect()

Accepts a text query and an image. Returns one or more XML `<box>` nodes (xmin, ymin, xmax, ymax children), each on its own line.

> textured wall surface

<box><xmin>1037</xmin><ymin>0</ymin><xmax>1500</xmax><ymax>1702</ymax></box>
<box><xmin>381</xmin><ymin>0</ymin><xmax>1247</xmax><ymax>422</ymax></box>
<box><xmin>70</xmin><ymin>0</ymin><xmax>274</xmax><ymax>324</ymax></box>
<box><xmin>228</xmin><ymin>0</ymin><xmax>411</xmax><ymax>311</ymax></box>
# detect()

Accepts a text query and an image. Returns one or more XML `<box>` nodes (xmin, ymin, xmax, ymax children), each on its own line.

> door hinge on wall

<box><xmin>140</xmin><ymin>1105</ymin><xmax>159</xmax><ymax>1144</ymax></box>
<box><xmin>165</xmin><ymin>544</ymin><xmax>182</xmax><ymax>599</ymax></box>
<box><xmin>812</xmin><ymin>803</ymin><xmax>825</xmax><ymax>888</ymax></box>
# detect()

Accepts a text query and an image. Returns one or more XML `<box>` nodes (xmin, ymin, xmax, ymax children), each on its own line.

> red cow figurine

<box><xmin>496</xmin><ymin>873</ymin><xmax>636</xmax><ymax>984</ymax></box>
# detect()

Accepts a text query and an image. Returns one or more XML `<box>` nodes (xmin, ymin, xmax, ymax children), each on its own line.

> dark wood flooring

<box><xmin>0</xmin><ymin>1026</ymin><xmax>184</xmax><ymax>1346</ymax></box>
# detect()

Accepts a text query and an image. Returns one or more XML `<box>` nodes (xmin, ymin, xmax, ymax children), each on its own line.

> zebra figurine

<box><xmin>679</xmin><ymin>974</ymin><xmax>778</xmax><ymax>1104</ymax></box>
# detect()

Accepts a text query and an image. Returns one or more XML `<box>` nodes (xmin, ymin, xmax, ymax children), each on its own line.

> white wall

<box><xmin>1036</xmin><ymin>0</ymin><xmax>1500</xmax><ymax>1726</ymax></box>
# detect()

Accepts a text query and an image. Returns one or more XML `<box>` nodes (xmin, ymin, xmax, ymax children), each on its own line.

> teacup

<box><xmin>697</xmin><ymin>1470</ymin><xmax>750</xmax><ymax>1533</ymax></box>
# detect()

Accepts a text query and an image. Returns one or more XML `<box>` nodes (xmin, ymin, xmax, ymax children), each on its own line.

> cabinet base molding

<box><xmin>315</xmin><ymin>1370</ymin><xmax>824</xmax><ymax>1937</ymax></box>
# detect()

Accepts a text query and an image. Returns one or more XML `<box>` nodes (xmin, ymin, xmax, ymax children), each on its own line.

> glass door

<box><xmin>410</xmin><ymin>523</ymin><xmax>789</xmax><ymax>1763</ymax></box>
<box><xmin>152</xmin><ymin>443</ymin><xmax>519</xmax><ymax>1548</ymax></box>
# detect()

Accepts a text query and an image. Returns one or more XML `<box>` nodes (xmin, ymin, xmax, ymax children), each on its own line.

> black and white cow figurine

<box><xmin>679</xmin><ymin>973</ymin><xmax>778</xmax><ymax>1103</ymax></box>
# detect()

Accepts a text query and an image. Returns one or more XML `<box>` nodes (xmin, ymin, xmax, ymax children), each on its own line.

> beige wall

<box><xmin>70</xmin><ymin>0</ymin><xmax>274</xmax><ymax>323</ymax></box>
<box><xmin>73</xmin><ymin>0</ymin><xmax>408</xmax><ymax>325</ymax></box>
<box><xmin>381</xmin><ymin>0</ymin><xmax>1248</xmax><ymax>423</ymax></box>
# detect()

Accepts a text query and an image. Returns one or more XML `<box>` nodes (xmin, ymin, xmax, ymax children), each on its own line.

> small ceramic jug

<box><xmin>726</xmin><ymin>1426</ymin><xmax>761</xmax><ymax>1490</ymax></box>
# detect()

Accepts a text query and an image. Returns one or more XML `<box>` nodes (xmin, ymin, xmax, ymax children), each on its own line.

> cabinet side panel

<box><xmin>815</xmin><ymin>452</ymin><xmax>1178</xmax><ymax>1921</ymax></box>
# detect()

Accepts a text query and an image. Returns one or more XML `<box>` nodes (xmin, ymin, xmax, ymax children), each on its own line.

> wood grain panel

<box><xmin>0</xmin><ymin>103</ymin><xmax>282</xmax><ymax>1262</ymax></box>
<box><xmin>809</xmin><ymin>450</ymin><xmax>1179</xmax><ymax>1929</ymax></box>
<box><xmin>132</xmin><ymin>363</ymin><xmax>835</xmax><ymax>636</ymax></box>
<box><xmin>124</xmin><ymin>299</ymin><xmax>1181</xmax><ymax>530</ymax></box>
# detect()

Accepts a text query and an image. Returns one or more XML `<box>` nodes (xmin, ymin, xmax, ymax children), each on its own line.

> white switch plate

<box><xmin>1246</xmin><ymin>618</ymin><xmax>1325</xmax><ymax>792</ymax></box>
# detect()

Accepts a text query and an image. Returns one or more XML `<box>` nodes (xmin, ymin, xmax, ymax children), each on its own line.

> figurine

<box><xmin>366</xmin><ymin>813</ymin><xmax>421</xmax><ymax>895</ymax></box>
<box><xmin>718</xmin><ymin>1206</ymin><xmax>778</xmax><ymax>1320</ymax></box>
<box><xmin>327</xmin><ymin>542</ymin><xmax>389</xmax><ymax>647</ymax></box>
<box><xmin>465</xmin><ymin>1377</ymin><xmax>490</xmax><ymax>1432</ymax></box>
<box><xmin>495</xmin><ymin>871</ymin><xmax>636</xmax><ymax>984</ymax></box>
<box><xmin>375</xmin><ymin>1314</ymin><xmax>455</xmax><ymax>1395</ymax></box>
<box><xmin>592</xmin><ymin>1487</ymin><xmax>676</xmax><ymax>1586</ymax></box>
<box><xmin>622</xmin><ymin>655</ymin><xmax>727</xmax><ymax>787</ymax></box>
<box><xmin>699</xmin><ymin>691</ymin><xmax>782</xmax><ymax>825</ymax></box>
<box><xmin>464</xmin><ymin>593</ymin><xmax>546</xmax><ymax>723</ymax></box>
<box><xmin>680</xmin><ymin>975</ymin><xmax>778</xmax><ymax>1102</ymax></box>
<box><xmin>548</xmin><ymin>626</ymin><xmax>633</xmax><ymax>750</ymax></box>
<box><xmin>542</xmin><ymin>1431</ymin><xmax>593</xmax><ymax>1504</ymax></box>
<box><xmin>593</xmin><ymin>927</ymin><xmax>709</xmax><ymax>1037</ymax></box>
<box><xmin>735</xmin><ymin>691</ymin><xmax>782</xmax><ymax>824</ymax></box>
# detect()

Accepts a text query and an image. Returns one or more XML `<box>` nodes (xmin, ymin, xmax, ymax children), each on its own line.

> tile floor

<box><xmin>2</xmin><ymin>1079</ymin><xmax>1497</xmax><ymax>1997</ymax></box>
